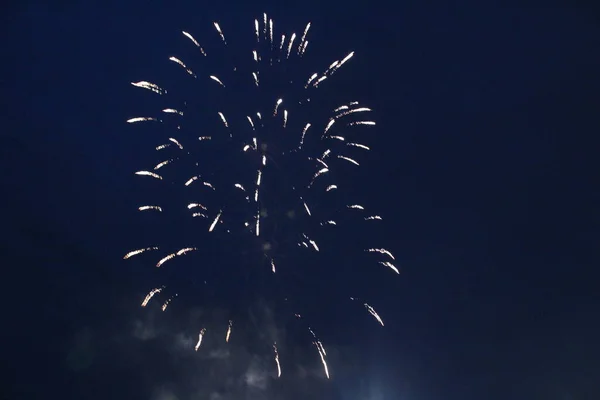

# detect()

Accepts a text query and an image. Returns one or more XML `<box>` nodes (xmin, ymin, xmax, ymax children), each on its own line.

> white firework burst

<box><xmin>125</xmin><ymin>13</ymin><xmax>396</xmax><ymax>378</ymax></box>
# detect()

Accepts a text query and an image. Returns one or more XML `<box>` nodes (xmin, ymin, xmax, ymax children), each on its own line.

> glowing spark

<box><xmin>367</xmin><ymin>248</ymin><xmax>395</xmax><ymax>260</ymax></box>
<box><xmin>364</xmin><ymin>303</ymin><xmax>384</xmax><ymax>326</ymax></box>
<box><xmin>124</xmin><ymin>247</ymin><xmax>159</xmax><ymax>260</ymax></box>
<box><xmin>273</xmin><ymin>344</ymin><xmax>282</xmax><ymax>377</ymax></box>
<box><xmin>127</xmin><ymin>117</ymin><xmax>159</xmax><ymax>123</ymax></box>
<box><xmin>218</xmin><ymin>112</ymin><xmax>229</xmax><ymax>128</ymax></box>
<box><xmin>349</xmin><ymin>121</ymin><xmax>376</xmax><ymax>126</ymax></box>
<box><xmin>336</xmin><ymin>107</ymin><xmax>372</xmax><ymax>118</ymax></box>
<box><xmin>195</xmin><ymin>328</ymin><xmax>207</xmax><ymax>351</ymax></box>
<box><xmin>141</xmin><ymin>287</ymin><xmax>163</xmax><ymax>307</ymax></box>
<box><xmin>210</xmin><ymin>75</ymin><xmax>225</xmax><ymax>87</ymax></box>
<box><xmin>162</xmin><ymin>108</ymin><xmax>183</xmax><ymax>116</ymax></box>
<box><xmin>323</xmin><ymin>119</ymin><xmax>335</xmax><ymax>135</ymax></box>
<box><xmin>154</xmin><ymin>159</ymin><xmax>173</xmax><ymax>170</ymax></box>
<box><xmin>314</xmin><ymin>340</ymin><xmax>329</xmax><ymax>379</ymax></box>
<box><xmin>305</xmin><ymin>73</ymin><xmax>318</xmax><ymax>88</ymax></box>
<box><xmin>302</xmin><ymin>200</ymin><xmax>311</xmax><ymax>216</ymax></box>
<box><xmin>348</xmin><ymin>204</ymin><xmax>365</xmax><ymax>210</ymax></box>
<box><xmin>334</xmin><ymin>51</ymin><xmax>354</xmax><ymax>72</ymax></box>
<box><xmin>279</xmin><ymin>34</ymin><xmax>285</xmax><ymax>54</ymax></box>
<box><xmin>182</xmin><ymin>31</ymin><xmax>206</xmax><ymax>56</ymax></box>
<box><xmin>379</xmin><ymin>261</ymin><xmax>400</xmax><ymax>274</ymax></box>
<box><xmin>301</xmin><ymin>40</ymin><xmax>309</xmax><ymax>55</ymax></box>
<box><xmin>286</xmin><ymin>33</ymin><xmax>296</xmax><ymax>59</ymax></box>
<box><xmin>298</xmin><ymin>23</ymin><xmax>311</xmax><ymax>55</ymax></box>
<box><xmin>325</xmin><ymin>61</ymin><xmax>339</xmax><ymax>75</ymax></box>
<box><xmin>263</xmin><ymin>13</ymin><xmax>267</xmax><ymax>36</ymax></box>
<box><xmin>347</xmin><ymin>142</ymin><xmax>370</xmax><ymax>150</ymax></box>
<box><xmin>177</xmin><ymin>248</ymin><xmax>196</xmax><ymax>256</ymax></box>
<box><xmin>131</xmin><ymin>81</ymin><xmax>165</xmax><ymax>95</ymax></box>
<box><xmin>213</xmin><ymin>22</ymin><xmax>226</xmax><ymax>44</ymax></box>
<box><xmin>156</xmin><ymin>248</ymin><xmax>197</xmax><ymax>268</ymax></box>
<box><xmin>337</xmin><ymin>155</ymin><xmax>360</xmax><ymax>166</ymax></box>
<box><xmin>299</xmin><ymin>123</ymin><xmax>311</xmax><ymax>147</ymax></box>
<box><xmin>247</xmin><ymin>116</ymin><xmax>255</xmax><ymax>129</ymax></box>
<box><xmin>185</xmin><ymin>176</ymin><xmax>199</xmax><ymax>186</ymax></box>
<box><xmin>314</xmin><ymin>75</ymin><xmax>327</xmax><ymax>87</ymax></box>
<box><xmin>316</xmin><ymin>157</ymin><xmax>329</xmax><ymax>169</ymax></box>
<box><xmin>162</xmin><ymin>294</ymin><xmax>177</xmax><ymax>311</ymax></box>
<box><xmin>156</xmin><ymin>253</ymin><xmax>175</xmax><ymax>268</ymax></box>
<box><xmin>169</xmin><ymin>56</ymin><xmax>196</xmax><ymax>77</ymax></box>
<box><xmin>309</xmin><ymin>168</ymin><xmax>329</xmax><ymax>187</ymax></box>
<box><xmin>135</xmin><ymin>171</ymin><xmax>162</xmax><ymax>180</ymax></box>
<box><xmin>138</xmin><ymin>205</ymin><xmax>162</xmax><ymax>212</ymax></box>
<box><xmin>273</xmin><ymin>98</ymin><xmax>283</xmax><ymax>116</ymax></box>
<box><xmin>226</xmin><ymin>320</ymin><xmax>233</xmax><ymax>342</ymax></box>
<box><xmin>209</xmin><ymin>211</ymin><xmax>222</xmax><ymax>232</ymax></box>
<box><xmin>256</xmin><ymin>211</ymin><xmax>260</xmax><ymax>236</ymax></box>
<box><xmin>169</xmin><ymin>138</ymin><xmax>184</xmax><ymax>149</ymax></box>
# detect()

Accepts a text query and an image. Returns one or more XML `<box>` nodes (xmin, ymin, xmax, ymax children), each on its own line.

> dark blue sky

<box><xmin>4</xmin><ymin>1</ymin><xmax>600</xmax><ymax>399</ymax></box>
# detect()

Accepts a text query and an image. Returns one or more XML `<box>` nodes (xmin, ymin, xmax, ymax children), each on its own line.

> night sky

<box><xmin>4</xmin><ymin>1</ymin><xmax>600</xmax><ymax>399</ymax></box>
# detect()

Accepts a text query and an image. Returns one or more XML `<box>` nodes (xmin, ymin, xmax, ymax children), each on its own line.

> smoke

<box><xmin>125</xmin><ymin>299</ymin><xmax>346</xmax><ymax>400</ymax></box>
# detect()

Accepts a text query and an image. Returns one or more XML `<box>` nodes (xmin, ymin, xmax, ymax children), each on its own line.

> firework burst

<box><xmin>125</xmin><ymin>13</ymin><xmax>396</xmax><ymax>378</ymax></box>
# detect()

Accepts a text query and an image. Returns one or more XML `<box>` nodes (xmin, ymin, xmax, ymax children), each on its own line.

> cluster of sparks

<box><xmin>125</xmin><ymin>13</ymin><xmax>396</xmax><ymax>379</ymax></box>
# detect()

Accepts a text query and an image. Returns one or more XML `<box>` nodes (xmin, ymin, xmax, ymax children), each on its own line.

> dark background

<box><xmin>3</xmin><ymin>0</ymin><xmax>599</xmax><ymax>399</ymax></box>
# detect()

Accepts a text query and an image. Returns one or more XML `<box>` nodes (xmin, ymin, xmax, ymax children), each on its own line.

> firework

<box><xmin>125</xmin><ymin>13</ymin><xmax>396</xmax><ymax>378</ymax></box>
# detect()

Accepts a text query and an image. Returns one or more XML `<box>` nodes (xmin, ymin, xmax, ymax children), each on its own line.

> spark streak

<box><xmin>195</xmin><ymin>328</ymin><xmax>207</xmax><ymax>351</ymax></box>
<box><xmin>135</xmin><ymin>171</ymin><xmax>162</xmax><ymax>180</ymax></box>
<box><xmin>273</xmin><ymin>343</ymin><xmax>282</xmax><ymax>377</ymax></box>
<box><xmin>131</xmin><ymin>81</ymin><xmax>165</xmax><ymax>94</ymax></box>
<box><xmin>127</xmin><ymin>117</ymin><xmax>159</xmax><ymax>123</ymax></box>
<box><xmin>182</xmin><ymin>31</ymin><xmax>206</xmax><ymax>55</ymax></box>
<box><xmin>226</xmin><ymin>320</ymin><xmax>233</xmax><ymax>342</ymax></box>
<box><xmin>138</xmin><ymin>205</ymin><xmax>162</xmax><ymax>212</ymax></box>
<box><xmin>365</xmin><ymin>303</ymin><xmax>384</xmax><ymax>326</ymax></box>
<box><xmin>124</xmin><ymin>247</ymin><xmax>159</xmax><ymax>259</ymax></box>
<box><xmin>141</xmin><ymin>287</ymin><xmax>163</xmax><ymax>307</ymax></box>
